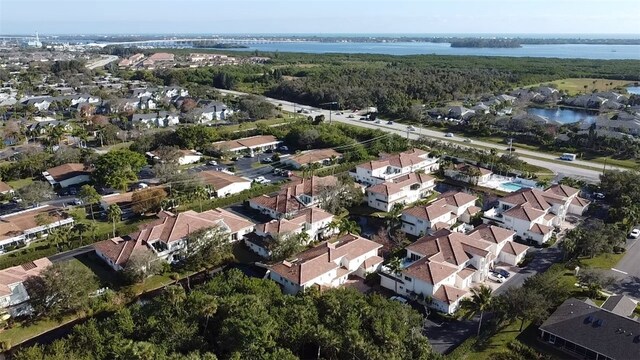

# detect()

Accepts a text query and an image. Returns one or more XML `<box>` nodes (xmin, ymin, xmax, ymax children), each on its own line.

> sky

<box><xmin>1</xmin><ymin>0</ymin><xmax>639</xmax><ymax>35</ymax></box>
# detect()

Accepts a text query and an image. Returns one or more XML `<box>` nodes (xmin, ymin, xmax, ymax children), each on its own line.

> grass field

<box><xmin>7</xmin><ymin>177</ymin><xmax>34</xmax><ymax>190</ymax></box>
<box><xmin>526</xmin><ymin>78</ymin><xmax>632</xmax><ymax>96</ymax></box>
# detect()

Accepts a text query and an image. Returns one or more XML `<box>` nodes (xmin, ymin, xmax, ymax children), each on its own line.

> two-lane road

<box><xmin>86</xmin><ymin>55</ymin><xmax>118</xmax><ymax>70</ymax></box>
<box><xmin>216</xmin><ymin>88</ymin><xmax>626</xmax><ymax>182</ymax></box>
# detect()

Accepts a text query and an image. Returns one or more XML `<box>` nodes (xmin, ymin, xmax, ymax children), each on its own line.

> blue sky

<box><xmin>1</xmin><ymin>0</ymin><xmax>638</xmax><ymax>35</ymax></box>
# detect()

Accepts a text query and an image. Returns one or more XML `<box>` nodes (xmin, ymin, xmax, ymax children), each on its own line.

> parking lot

<box><xmin>483</xmin><ymin>264</ymin><xmax>519</xmax><ymax>291</ymax></box>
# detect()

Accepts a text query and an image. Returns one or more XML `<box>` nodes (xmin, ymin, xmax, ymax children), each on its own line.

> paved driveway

<box><xmin>494</xmin><ymin>246</ymin><xmax>563</xmax><ymax>295</ymax></box>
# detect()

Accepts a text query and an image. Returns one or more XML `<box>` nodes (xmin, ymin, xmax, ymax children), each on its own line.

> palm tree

<box><xmin>387</xmin><ymin>257</ymin><xmax>403</xmax><ymax>294</ymax></box>
<box><xmin>338</xmin><ymin>218</ymin><xmax>360</xmax><ymax>236</ymax></box>
<box><xmin>328</xmin><ymin>219</ymin><xmax>341</xmax><ymax>235</ymax></box>
<box><xmin>73</xmin><ymin>222</ymin><xmax>90</xmax><ymax>246</ymax></box>
<box><xmin>385</xmin><ymin>203</ymin><xmax>404</xmax><ymax>235</ymax></box>
<box><xmin>459</xmin><ymin>285</ymin><xmax>494</xmax><ymax>337</ymax></box>
<box><xmin>107</xmin><ymin>204</ymin><xmax>122</xmax><ymax>238</ymax></box>
<box><xmin>49</xmin><ymin>226</ymin><xmax>71</xmax><ymax>252</ymax></box>
<box><xmin>192</xmin><ymin>186</ymin><xmax>209</xmax><ymax>212</ymax></box>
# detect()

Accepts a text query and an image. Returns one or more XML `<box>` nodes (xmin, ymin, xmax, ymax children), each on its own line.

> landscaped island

<box><xmin>450</xmin><ymin>39</ymin><xmax>522</xmax><ymax>48</ymax></box>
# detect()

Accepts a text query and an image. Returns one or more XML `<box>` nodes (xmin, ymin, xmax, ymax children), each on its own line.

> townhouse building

<box><xmin>401</xmin><ymin>191</ymin><xmax>479</xmax><ymax>236</ymax></box>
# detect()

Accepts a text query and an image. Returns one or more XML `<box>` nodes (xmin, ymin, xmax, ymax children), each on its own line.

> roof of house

<box><xmin>402</xmin><ymin>198</ymin><xmax>452</xmax><ymax>222</ymax></box>
<box><xmin>468</xmin><ymin>224</ymin><xmax>515</xmax><ymax>244</ymax></box>
<box><xmin>544</xmin><ymin>184</ymin><xmax>580</xmax><ymax>199</ymax></box>
<box><xmin>403</xmin><ymin>256</ymin><xmax>459</xmax><ymax>285</ymax></box>
<box><xmin>147</xmin><ymin>53</ymin><xmax>175</xmax><ymax>62</ymax></box>
<box><xmin>212</xmin><ymin>135</ymin><xmax>280</xmax><ymax>151</ymax></box>
<box><xmin>539</xmin><ymin>298</ymin><xmax>640</xmax><ymax>360</ymax></box>
<box><xmin>255</xmin><ymin>218</ymin><xmax>304</xmax><ymax>237</ymax></box>
<box><xmin>503</xmin><ymin>203</ymin><xmax>546</xmax><ymax>222</ymax></box>
<box><xmin>450</xmin><ymin>163</ymin><xmax>492</xmax><ymax>176</ymax></box>
<box><xmin>500</xmin><ymin>241</ymin><xmax>529</xmax><ymax>256</ymax></box>
<box><xmin>370</xmin><ymin>171</ymin><xmax>436</xmax><ymax>197</ymax></box>
<box><xmin>93</xmin><ymin>235</ymin><xmax>152</xmax><ymax>268</ymax></box>
<box><xmin>357</xmin><ymin>149</ymin><xmax>432</xmax><ymax>171</ymax></box>
<box><xmin>286</xmin><ymin>175</ymin><xmax>338</xmax><ymax>198</ymax></box>
<box><xmin>438</xmin><ymin>191</ymin><xmax>478</xmax><ymax>208</ymax></box>
<box><xmin>0</xmin><ymin>258</ymin><xmax>52</xmax><ymax>297</ymax></box>
<box><xmin>43</xmin><ymin>163</ymin><xmax>92</xmax><ymax>182</ymax></box>
<box><xmin>131</xmin><ymin>208</ymin><xmax>253</xmax><ymax>245</ymax></box>
<box><xmin>197</xmin><ymin>170</ymin><xmax>250</xmax><ymax>190</ymax></box>
<box><xmin>600</xmin><ymin>295</ymin><xmax>637</xmax><ymax>317</ymax></box>
<box><xmin>271</xmin><ymin>234</ymin><xmax>381</xmax><ymax>285</ymax></box>
<box><xmin>529</xmin><ymin>223</ymin><xmax>553</xmax><ymax>235</ymax></box>
<box><xmin>101</xmin><ymin>192</ymin><xmax>134</xmax><ymax>207</ymax></box>
<box><xmin>287</xmin><ymin>149</ymin><xmax>341</xmax><ymax>166</ymax></box>
<box><xmin>291</xmin><ymin>207</ymin><xmax>334</xmax><ymax>225</ymax></box>
<box><xmin>432</xmin><ymin>284</ymin><xmax>469</xmax><ymax>305</ymax></box>
<box><xmin>571</xmin><ymin>196</ymin><xmax>591</xmax><ymax>208</ymax></box>
<box><xmin>501</xmin><ymin>188</ymin><xmax>555</xmax><ymax>211</ymax></box>
<box><xmin>0</xmin><ymin>206</ymin><xmax>69</xmax><ymax>241</ymax></box>
<box><xmin>249</xmin><ymin>189</ymin><xmax>306</xmax><ymax>215</ymax></box>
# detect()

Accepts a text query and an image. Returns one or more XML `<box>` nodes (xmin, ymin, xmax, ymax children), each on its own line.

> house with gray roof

<box><xmin>539</xmin><ymin>297</ymin><xmax>640</xmax><ymax>360</ymax></box>
<box><xmin>131</xmin><ymin>111</ymin><xmax>179</xmax><ymax>128</ymax></box>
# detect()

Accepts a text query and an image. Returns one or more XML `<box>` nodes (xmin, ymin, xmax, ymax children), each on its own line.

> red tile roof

<box><xmin>0</xmin><ymin>258</ymin><xmax>52</xmax><ymax>296</ymax></box>
<box><xmin>503</xmin><ymin>204</ymin><xmax>546</xmax><ymax>221</ymax></box>
<box><xmin>44</xmin><ymin>163</ymin><xmax>92</xmax><ymax>182</ymax></box>
<box><xmin>432</xmin><ymin>284</ymin><xmax>468</xmax><ymax>304</ymax></box>
<box><xmin>403</xmin><ymin>257</ymin><xmax>459</xmax><ymax>285</ymax></box>
<box><xmin>468</xmin><ymin>224</ymin><xmax>515</xmax><ymax>244</ymax></box>
<box><xmin>271</xmin><ymin>234</ymin><xmax>381</xmax><ymax>285</ymax></box>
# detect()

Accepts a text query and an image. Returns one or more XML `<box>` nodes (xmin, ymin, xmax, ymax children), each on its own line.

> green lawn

<box><xmin>7</xmin><ymin>177</ymin><xmax>34</xmax><ymax>190</ymax></box>
<box><xmin>1</xmin><ymin>314</ymin><xmax>79</xmax><ymax>349</ymax></box>
<box><xmin>579</xmin><ymin>252</ymin><xmax>624</xmax><ymax>269</ymax></box>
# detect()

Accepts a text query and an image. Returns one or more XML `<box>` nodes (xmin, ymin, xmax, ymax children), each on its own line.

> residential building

<box><xmin>142</xmin><ymin>53</ymin><xmax>175</xmax><ymax>67</ymax></box>
<box><xmin>401</xmin><ymin>191</ymin><xmax>479</xmax><ymax>236</ymax></box>
<box><xmin>281</xmin><ymin>149</ymin><xmax>342</xmax><ymax>169</ymax></box>
<box><xmin>448</xmin><ymin>106</ymin><xmax>476</xmax><ymax>120</ymax></box>
<box><xmin>118</xmin><ymin>53</ymin><xmax>144</xmax><ymax>67</ymax></box>
<box><xmin>195</xmin><ymin>102</ymin><xmax>233</xmax><ymax>122</ymax></box>
<box><xmin>483</xmin><ymin>185</ymin><xmax>589</xmax><ymax>245</ymax></box>
<box><xmin>131</xmin><ymin>111</ymin><xmax>179</xmax><ymax>128</ymax></box>
<box><xmin>269</xmin><ymin>234</ymin><xmax>383</xmax><ymax>294</ymax></box>
<box><xmin>94</xmin><ymin>208</ymin><xmax>254</xmax><ymax>269</ymax></box>
<box><xmin>538</xmin><ymin>297</ymin><xmax>640</xmax><ymax>360</ymax></box>
<box><xmin>380</xmin><ymin>227</ymin><xmax>527</xmax><ymax>314</ymax></box>
<box><xmin>100</xmin><ymin>192</ymin><xmax>135</xmax><ymax>219</ymax></box>
<box><xmin>249</xmin><ymin>188</ymin><xmax>307</xmax><ymax>219</ymax></box>
<box><xmin>444</xmin><ymin>163</ymin><xmax>493</xmax><ymax>185</ymax></box>
<box><xmin>43</xmin><ymin>163</ymin><xmax>92</xmax><ymax>188</ymax></box>
<box><xmin>212</xmin><ymin>135</ymin><xmax>281</xmax><ymax>156</ymax></box>
<box><xmin>600</xmin><ymin>295</ymin><xmax>638</xmax><ymax>318</ymax></box>
<box><xmin>0</xmin><ymin>206</ymin><xmax>75</xmax><ymax>250</ymax></box>
<box><xmin>286</xmin><ymin>175</ymin><xmax>338</xmax><ymax>207</ymax></box>
<box><xmin>147</xmin><ymin>149</ymin><xmax>202</xmax><ymax>165</ymax></box>
<box><xmin>197</xmin><ymin>170</ymin><xmax>251</xmax><ymax>197</ymax></box>
<box><xmin>244</xmin><ymin>207</ymin><xmax>336</xmax><ymax>258</ymax></box>
<box><xmin>366</xmin><ymin>172</ymin><xmax>436</xmax><ymax>212</ymax></box>
<box><xmin>351</xmin><ymin>149</ymin><xmax>439</xmax><ymax>185</ymax></box>
<box><xmin>0</xmin><ymin>258</ymin><xmax>52</xmax><ymax>317</ymax></box>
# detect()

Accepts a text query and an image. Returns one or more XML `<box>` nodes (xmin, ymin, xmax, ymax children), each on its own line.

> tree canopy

<box><xmin>93</xmin><ymin>149</ymin><xmax>147</xmax><ymax>191</ymax></box>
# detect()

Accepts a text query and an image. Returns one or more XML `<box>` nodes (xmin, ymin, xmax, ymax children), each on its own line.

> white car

<box><xmin>390</xmin><ymin>296</ymin><xmax>408</xmax><ymax>304</ymax></box>
<box><xmin>629</xmin><ymin>229</ymin><xmax>640</xmax><ymax>239</ymax></box>
<box><xmin>73</xmin><ymin>198</ymin><xmax>83</xmax><ymax>206</ymax></box>
<box><xmin>489</xmin><ymin>273</ymin><xmax>505</xmax><ymax>283</ymax></box>
<box><xmin>445</xmin><ymin>133</ymin><xmax>454</xmax><ymax>138</ymax></box>
<box><xmin>407</xmin><ymin>126</ymin><xmax>416</xmax><ymax>132</ymax></box>
<box><xmin>254</xmin><ymin>176</ymin><xmax>271</xmax><ymax>184</ymax></box>
<box><xmin>208</xmin><ymin>160</ymin><xmax>218</xmax><ymax>166</ymax></box>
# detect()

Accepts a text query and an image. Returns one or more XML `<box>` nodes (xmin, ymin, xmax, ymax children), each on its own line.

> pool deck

<box><xmin>479</xmin><ymin>176</ymin><xmax>535</xmax><ymax>193</ymax></box>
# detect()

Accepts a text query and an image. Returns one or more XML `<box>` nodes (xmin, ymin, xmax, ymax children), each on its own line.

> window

<box><xmin>548</xmin><ymin>334</ymin><xmax>556</xmax><ymax>344</ymax></box>
<box><xmin>404</xmin><ymin>276</ymin><xmax>411</xmax><ymax>281</ymax></box>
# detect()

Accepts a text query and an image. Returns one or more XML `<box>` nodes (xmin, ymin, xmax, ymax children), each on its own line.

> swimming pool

<box><xmin>498</xmin><ymin>182</ymin><xmax>530</xmax><ymax>193</ymax></box>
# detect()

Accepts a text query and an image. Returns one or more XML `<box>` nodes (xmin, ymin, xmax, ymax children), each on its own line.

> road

<box><xmin>216</xmin><ymin>89</ymin><xmax>625</xmax><ymax>182</ymax></box>
<box><xmin>607</xmin><ymin>238</ymin><xmax>640</xmax><ymax>299</ymax></box>
<box><xmin>85</xmin><ymin>55</ymin><xmax>118</xmax><ymax>70</ymax></box>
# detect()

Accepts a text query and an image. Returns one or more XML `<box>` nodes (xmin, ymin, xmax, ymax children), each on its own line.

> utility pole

<box><xmin>319</xmin><ymin>101</ymin><xmax>338</xmax><ymax>124</ymax></box>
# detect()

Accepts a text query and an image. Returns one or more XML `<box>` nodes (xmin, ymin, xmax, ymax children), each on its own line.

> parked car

<box><xmin>278</xmin><ymin>146</ymin><xmax>289</xmax><ymax>152</ymax></box>
<box><xmin>11</xmin><ymin>197</ymin><xmax>22</xmax><ymax>204</ymax></box>
<box><xmin>72</xmin><ymin>198</ymin><xmax>83</xmax><ymax>206</ymax></box>
<box><xmin>254</xmin><ymin>176</ymin><xmax>271</xmax><ymax>184</ymax></box>
<box><xmin>629</xmin><ymin>229</ymin><xmax>640</xmax><ymax>239</ymax></box>
<box><xmin>593</xmin><ymin>192</ymin><xmax>605</xmax><ymax>200</ymax></box>
<box><xmin>494</xmin><ymin>269</ymin><xmax>510</xmax><ymax>278</ymax></box>
<box><xmin>390</xmin><ymin>296</ymin><xmax>409</xmax><ymax>304</ymax></box>
<box><xmin>488</xmin><ymin>273</ymin><xmax>505</xmax><ymax>283</ymax></box>
<box><xmin>445</xmin><ymin>133</ymin><xmax>454</xmax><ymax>138</ymax></box>
<box><xmin>68</xmin><ymin>187</ymin><xmax>78</xmax><ymax>195</ymax></box>
<box><xmin>261</xmin><ymin>157</ymin><xmax>273</xmax><ymax>164</ymax></box>
<box><xmin>208</xmin><ymin>160</ymin><xmax>218</xmax><ymax>166</ymax></box>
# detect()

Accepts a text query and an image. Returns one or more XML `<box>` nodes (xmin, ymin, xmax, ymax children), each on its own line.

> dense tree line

<box><xmin>450</xmin><ymin>39</ymin><xmax>521</xmax><ymax>48</ymax></box>
<box><xmin>13</xmin><ymin>270</ymin><xmax>438</xmax><ymax>360</ymax></box>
